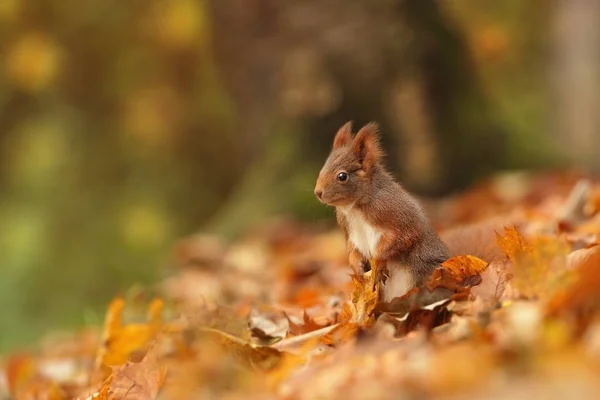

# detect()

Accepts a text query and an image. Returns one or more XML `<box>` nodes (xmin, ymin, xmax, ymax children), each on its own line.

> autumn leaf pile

<box><xmin>3</xmin><ymin>171</ymin><xmax>600</xmax><ymax>399</ymax></box>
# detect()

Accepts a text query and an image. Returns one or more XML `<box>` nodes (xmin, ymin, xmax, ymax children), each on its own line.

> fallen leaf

<box><xmin>471</xmin><ymin>260</ymin><xmax>514</xmax><ymax>302</ymax></box>
<box><xmin>285</xmin><ymin>310</ymin><xmax>330</xmax><ymax>337</ymax></box>
<box><xmin>337</xmin><ymin>259</ymin><xmax>380</xmax><ymax>328</ymax></box>
<box><xmin>197</xmin><ymin>327</ymin><xmax>292</xmax><ymax>371</ymax></box>
<box><xmin>110</xmin><ymin>343</ymin><xmax>166</xmax><ymax>400</ymax></box>
<box><xmin>373</xmin><ymin>256</ymin><xmax>488</xmax><ymax>336</ymax></box>
<box><xmin>250</xmin><ymin>327</ymin><xmax>283</xmax><ymax>346</ymax></box>
<box><xmin>440</xmin><ymin>255</ymin><xmax>489</xmax><ymax>282</ymax></box>
<box><xmin>495</xmin><ymin>226</ymin><xmax>532</xmax><ymax>262</ymax></box>
<box><xmin>95</xmin><ymin>298</ymin><xmax>164</xmax><ymax>370</ymax></box>
<box><xmin>319</xmin><ymin>323</ymin><xmax>361</xmax><ymax>346</ymax></box>
<box><xmin>546</xmin><ymin>245</ymin><xmax>600</xmax><ymax>332</ymax></box>
<box><xmin>374</xmin><ymin>285</ymin><xmax>454</xmax><ymax>317</ymax></box>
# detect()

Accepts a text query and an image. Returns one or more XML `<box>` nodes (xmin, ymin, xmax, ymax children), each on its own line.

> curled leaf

<box><xmin>339</xmin><ymin>260</ymin><xmax>380</xmax><ymax>326</ymax></box>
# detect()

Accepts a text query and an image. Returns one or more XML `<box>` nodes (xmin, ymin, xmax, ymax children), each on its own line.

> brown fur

<box><xmin>315</xmin><ymin>122</ymin><xmax>450</xmax><ymax>289</ymax></box>
<box><xmin>333</xmin><ymin>122</ymin><xmax>353</xmax><ymax>149</ymax></box>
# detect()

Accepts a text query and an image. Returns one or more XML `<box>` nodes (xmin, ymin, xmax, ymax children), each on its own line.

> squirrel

<box><xmin>314</xmin><ymin>121</ymin><xmax>450</xmax><ymax>302</ymax></box>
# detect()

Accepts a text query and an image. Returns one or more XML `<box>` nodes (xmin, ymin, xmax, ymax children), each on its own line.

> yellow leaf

<box><xmin>95</xmin><ymin>298</ymin><xmax>164</xmax><ymax>369</ymax></box>
<box><xmin>441</xmin><ymin>255</ymin><xmax>489</xmax><ymax>281</ymax></box>
<box><xmin>339</xmin><ymin>259</ymin><xmax>379</xmax><ymax>326</ymax></box>
<box><xmin>320</xmin><ymin>323</ymin><xmax>360</xmax><ymax>346</ymax></box>
<box><xmin>496</xmin><ymin>226</ymin><xmax>532</xmax><ymax>262</ymax></box>
<box><xmin>497</xmin><ymin>227</ymin><xmax>571</xmax><ymax>299</ymax></box>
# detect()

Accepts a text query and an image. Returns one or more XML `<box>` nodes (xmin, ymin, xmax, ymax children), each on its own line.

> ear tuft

<box><xmin>352</xmin><ymin>122</ymin><xmax>383</xmax><ymax>169</ymax></box>
<box><xmin>333</xmin><ymin>121</ymin><xmax>353</xmax><ymax>149</ymax></box>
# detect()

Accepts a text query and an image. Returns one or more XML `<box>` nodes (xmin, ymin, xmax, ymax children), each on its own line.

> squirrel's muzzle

<box><xmin>314</xmin><ymin>188</ymin><xmax>323</xmax><ymax>200</ymax></box>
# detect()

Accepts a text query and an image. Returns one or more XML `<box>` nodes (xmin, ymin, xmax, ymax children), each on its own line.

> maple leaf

<box><xmin>496</xmin><ymin>227</ymin><xmax>572</xmax><ymax>299</ymax></box>
<box><xmin>95</xmin><ymin>298</ymin><xmax>164</xmax><ymax>371</ymax></box>
<box><xmin>285</xmin><ymin>310</ymin><xmax>330</xmax><ymax>336</ymax></box>
<box><xmin>338</xmin><ymin>259</ymin><xmax>380</xmax><ymax>326</ymax></box>
<box><xmin>495</xmin><ymin>226</ymin><xmax>532</xmax><ymax>262</ymax></box>
<box><xmin>440</xmin><ymin>255</ymin><xmax>489</xmax><ymax>283</ymax></box>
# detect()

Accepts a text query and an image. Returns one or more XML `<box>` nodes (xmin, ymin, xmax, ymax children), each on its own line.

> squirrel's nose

<box><xmin>314</xmin><ymin>189</ymin><xmax>323</xmax><ymax>200</ymax></box>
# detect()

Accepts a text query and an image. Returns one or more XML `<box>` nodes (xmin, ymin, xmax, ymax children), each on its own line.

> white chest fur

<box><xmin>338</xmin><ymin>206</ymin><xmax>382</xmax><ymax>258</ymax></box>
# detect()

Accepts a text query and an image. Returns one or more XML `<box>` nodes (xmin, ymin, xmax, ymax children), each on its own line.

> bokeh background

<box><xmin>0</xmin><ymin>0</ymin><xmax>598</xmax><ymax>351</ymax></box>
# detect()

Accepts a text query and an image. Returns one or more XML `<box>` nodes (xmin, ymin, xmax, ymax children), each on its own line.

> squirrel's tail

<box><xmin>440</xmin><ymin>214</ymin><xmax>525</xmax><ymax>263</ymax></box>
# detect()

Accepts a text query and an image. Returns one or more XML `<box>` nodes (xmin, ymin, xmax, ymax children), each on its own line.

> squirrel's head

<box><xmin>314</xmin><ymin>121</ymin><xmax>384</xmax><ymax>206</ymax></box>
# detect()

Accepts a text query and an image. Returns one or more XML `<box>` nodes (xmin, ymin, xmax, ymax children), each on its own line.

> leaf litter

<box><xmin>3</xmin><ymin>172</ymin><xmax>600</xmax><ymax>399</ymax></box>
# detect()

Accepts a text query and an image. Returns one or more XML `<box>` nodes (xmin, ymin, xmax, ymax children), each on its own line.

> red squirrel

<box><xmin>314</xmin><ymin>122</ymin><xmax>450</xmax><ymax>302</ymax></box>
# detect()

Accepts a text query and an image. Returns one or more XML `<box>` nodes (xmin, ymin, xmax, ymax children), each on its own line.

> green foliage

<box><xmin>0</xmin><ymin>0</ymin><xmax>238</xmax><ymax>351</ymax></box>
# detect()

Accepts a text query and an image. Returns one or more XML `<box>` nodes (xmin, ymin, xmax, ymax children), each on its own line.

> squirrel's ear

<box><xmin>352</xmin><ymin>122</ymin><xmax>383</xmax><ymax>169</ymax></box>
<box><xmin>333</xmin><ymin>121</ymin><xmax>353</xmax><ymax>149</ymax></box>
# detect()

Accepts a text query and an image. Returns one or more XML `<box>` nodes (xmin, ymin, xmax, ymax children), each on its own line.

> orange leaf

<box><xmin>497</xmin><ymin>229</ymin><xmax>571</xmax><ymax>299</ymax></box>
<box><xmin>375</xmin><ymin>255</ymin><xmax>488</xmax><ymax>334</ymax></box>
<box><xmin>4</xmin><ymin>353</ymin><xmax>35</xmax><ymax>395</ymax></box>
<box><xmin>440</xmin><ymin>255</ymin><xmax>489</xmax><ymax>283</ymax></box>
<box><xmin>319</xmin><ymin>322</ymin><xmax>360</xmax><ymax>346</ymax></box>
<box><xmin>496</xmin><ymin>226</ymin><xmax>532</xmax><ymax>261</ymax></box>
<box><xmin>546</xmin><ymin>245</ymin><xmax>600</xmax><ymax>330</ymax></box>
<box><xmin>291</xmin><ymin>288</ymin><xmax>322</xmax><ymax>308</ymax></box>
<box><xmin>424</xmin><ymin>255</ymin><xmax>489</xmax><ymax>294</ymax></box>
<box><xmin>285</xmin><ymin>310</ymin><xmax>330</xmax><ymax>336</ymax></box>
<box><xmin>339</xmin><ymin>263</ymin><xmax>379</xmax><ymax>326</ymax></box>
<box><xmin>95</xmin><ymin>297</ymin><xmax>164</xmax><ymax>370</ymax></box>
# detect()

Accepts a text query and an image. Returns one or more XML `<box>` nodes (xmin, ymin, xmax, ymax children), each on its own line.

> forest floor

<box><xmin>2</xmin><ymin>170</ymin><xmax>600</xmax><ymax>400</ymax></box>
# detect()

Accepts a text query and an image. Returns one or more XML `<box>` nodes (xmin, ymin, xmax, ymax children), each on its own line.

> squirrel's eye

<box><xmin>337</xmin><ymin>172</ymin><xmax>348</xmax><ymax>182</ymax></box>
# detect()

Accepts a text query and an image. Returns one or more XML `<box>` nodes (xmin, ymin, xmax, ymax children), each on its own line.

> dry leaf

<box><xmin>197</xmin><ymin>327</ymin><xmax>292</xmax><ymax>371</ymax></box>
<box><xmin>320</xmin><ymin>323</ymin><xmax>361</xmax><ymax>346</ymax></box>
<box><xmin>338</xmin><ymin>259</ymin><xmax>380</xmax><ymax>327</ymax></box>
<box><xmin>440</xmin><ymin>255</ymin><xmax>489</xmax><ymax>284</ymax></box>
<box><xmin>95</xmin><ymin>298</ymin><xmax>164</xmax><ymax>369</ymax></box>
<box><xmin>110</xmin><ymin>344</ymin><xmax>167</xmax><ymax>400</ymax></box>
<box><xmin>546</xmin><ymin>245</ymin><xmax>600</xmax><ymax>331</ymax></box>
<box><xmin>471</xmin><ymin>260</ymin><xmax>514</xmax><ymax>302</ymax></box>
<box><xmin>285</xmin><ymin>310</ymin><xmax>330</xmax><ymax>336</ymax></box>
<box><xmin>374</xmin><ymin>255</ymin><xmax>488</xmax><ymax>336</ymax></box>
<box><xmin>496</xmin><ymin>226</ymin><xmax>532</xmax><ymax>261</ymax></box>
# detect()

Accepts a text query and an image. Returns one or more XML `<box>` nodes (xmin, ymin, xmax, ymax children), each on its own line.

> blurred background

<box><xmin>0</xmin><ymin>0</ymin><xmax>598</xmax><ymax>351</ymax></box>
